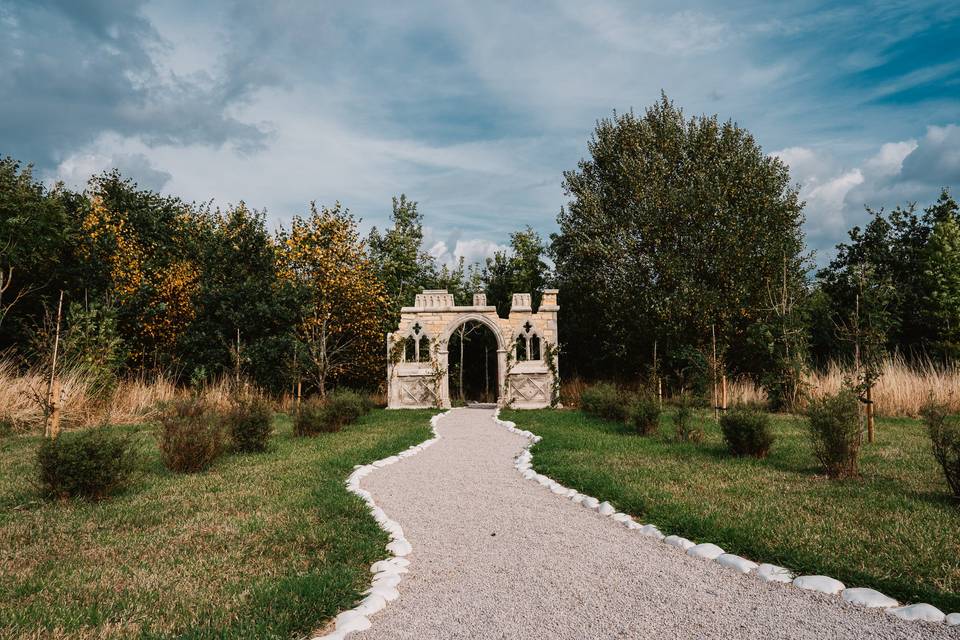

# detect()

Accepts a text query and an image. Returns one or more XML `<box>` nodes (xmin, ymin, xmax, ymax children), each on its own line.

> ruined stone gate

<box><xmin>386</xmin><ymin>289</ymin><xmax>559</xmax><ymax>409</ymax></box>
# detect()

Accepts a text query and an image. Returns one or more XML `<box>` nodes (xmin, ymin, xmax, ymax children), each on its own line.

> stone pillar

<box><xmin>439</xmin><ymin>348</ymin><xmax>451</xmax><ymax>408</ymax></box>
<box><xmin>496</xmin><ymin>348</ymin><xmax>508</xmax><ymax>406</ymax></box>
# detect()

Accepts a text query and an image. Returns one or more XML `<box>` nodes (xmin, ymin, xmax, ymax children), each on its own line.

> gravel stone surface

<box><xmin>354</xmin><ymin>408</ymin><xmax>955</xmax><ymax>640</ymax></box>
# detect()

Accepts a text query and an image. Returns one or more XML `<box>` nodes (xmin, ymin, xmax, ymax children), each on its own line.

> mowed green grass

<box><xmin>502</xmin><ymin>408</ymin><xmax>960</xmax><ymax>613</ymax></box>
<box><xmin>0</xmin><ymin>409</ymin><xmax>434</xmax><ymax>640</ymax></box>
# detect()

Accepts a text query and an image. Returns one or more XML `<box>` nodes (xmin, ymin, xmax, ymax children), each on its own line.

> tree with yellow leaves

<box><xmin>278</xmin><ymin>202</ymin><xmax>388</xmax><ymax>395</ymax></box>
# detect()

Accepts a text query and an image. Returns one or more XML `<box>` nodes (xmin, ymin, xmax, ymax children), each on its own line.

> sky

<box><xmin>2</xmin><ymin>0</ymin><xmax>959</xmax><ymax>267</ymax></box>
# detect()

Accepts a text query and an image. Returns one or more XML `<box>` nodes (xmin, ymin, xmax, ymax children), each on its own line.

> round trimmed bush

<box><xmin>806</xmin><ymin>389</ymin><xmax>861</xmax><ymax>478</ymax></box>
<box><xmin>36</xmin><ymin>428</ymin><xmax>137</xmax><ymax>500</ymax></box>
<box><xmin>225</xmin><ymin>395</ymin><xmax>273</xmax><ymax>453</ymax></box>
<box><xmin>580</xmin><ymin>383</ymin><xmax>628</xmax><ymax>422</ymax></box>
<box><xmin>627</xmin><ymin>393</ymin><xmax>660</xmax><ymax>435</ymax></box>
<box><xmin>294</xmin><ymin>390</ymin><xmax>370</xmax><ymax>436</ymax></box>
<box><xmin>720</xmin><ymin>407</ymin><xmax>774</xmax><ymax>458</ymax></box>
<box><xmin>920</xmin><ymin>401</ymin><xmax>960</xmax><ymax>501</ymax></box>
<box><xmin>158</xmin><ymin>398</ymin><xmax>226</xmax><ymax>473</ymax></box>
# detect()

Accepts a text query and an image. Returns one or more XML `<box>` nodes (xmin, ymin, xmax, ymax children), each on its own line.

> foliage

<box><xmin>720</xmin><ymin>406</ymin><xmax>774</xmax><ymax>458</ymax></box>
<box><xmin>278</xmin><ymin>203</ymin><xmax>389</xmax><ymax>394</ymax></box>
<box><xmin>158</xmin><ymin>398</ymin><xmax>226</xmax><ymax>473</ymax></box>
<box><xmin>815</xmin><ymin>189</ymin><xmax>960</xmax><ymax>363</ymax></box>
<box><xmin>294</xmin><ymin>389</ymin><xmax>370</xmax><ymax>435</ymax></box>
<box><xmin>368</xmin><ymin>195</ymin><xmax>439</xmax><ymax>318</ymax></box>
<box><xmin>922</xmin><ymin>216</ymin><xmax>960</xmax><ymax>359</ymax></box>
<box><xmin>36</xmin><ymin>428</ymin><xmax>137</xmax><ymax>500</ymax></box>
<box><xmin>672</xmin><ymin>397</ymin><xmax>703</xmax><ymax>443</ymax></box>
<box><xmin>225</xmin><ymin>394</ymin><xmax>273</xmax><ymax>453</ymax></box>
<box><xmin>626</xmin><ymin>393</ymin><xmax>660</xmax><ymax>435</ymax></box>
<box><xmin>61</xmin><ymin>301</ymin><xmax>125</xmax><ymax>394</ymax></box>
<box><xmin>920</xmin><ymin>400</ymin><xmax>960</xmax><ymax>500</ymax></box>
<box><xmin>553</xmin><ymin>94</ymin><xmax>807</xmax><ymax>383</ymax></box>
<box><xmin>580</xmin><ymin>382</ymin><xmax>627</xmax><ymax>422</ymax></box>
<box><xmin>483</xmin><ymin>226</ymin><xmax>551</xmax><ymax>317</ymax></box>
<box><xmin>806</xmin><ymin>388</ymin><xmax>862</xmax><ymax>478</ymax></box>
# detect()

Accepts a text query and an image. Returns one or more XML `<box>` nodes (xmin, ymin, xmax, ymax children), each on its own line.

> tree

<box><xmin>482</xmin><ymin>227</ymin><xmax>551</xmax><ymax>318</ymax></box>
<box><xmin>278</xmin><ymin>202</ymin><xmax>388</xmax><ymax>395</ymax></box>
<box><xmin>368</xmin><ymin>194</ymin><xmax>437</xmax><ymax>322</ymax></box>
<box><xmin>922</xmin><ymin>217</ymin><xmax>960</xmax><ymax>359</ymax></box>
<box><xmin>180</xmin><ymin>203</ymin><xmax>295</xmax><ymax>392</ymax></box>
<box><xmin>552</xmin><ymin>94</ymin><xmax>806</xmax><ymax>382</ymax></box>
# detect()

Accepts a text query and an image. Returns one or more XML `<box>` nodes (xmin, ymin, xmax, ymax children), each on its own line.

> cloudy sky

<box><xmin>2</xmin><ymin>1</ymin><xmax>959</xmax><ymax>266</ymax></box>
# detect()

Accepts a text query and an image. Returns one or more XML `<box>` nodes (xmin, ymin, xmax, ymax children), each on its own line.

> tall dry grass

<box><xmin>0</xmin><ymin>360</ymin><xmax>241</xmax><ymax>433</ymax></box>
<box><xmin>562</xmin><ymin>355</ymin><xmax>960</xmax><ymax>417</ymax></box>
<box><xmin>726</xmin><ymin>355</ymin><xmax>960</xmax><ymax>417</ymax></box>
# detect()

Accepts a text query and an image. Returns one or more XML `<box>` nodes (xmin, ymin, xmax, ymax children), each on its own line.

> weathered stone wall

<box><xmin>387</xmin><ymin>289</ymin><xmax>559</xmax><ymax>409</ymax></box>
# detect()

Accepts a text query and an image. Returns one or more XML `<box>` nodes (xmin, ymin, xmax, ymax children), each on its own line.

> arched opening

<box><xmin>447</xmin><ymin>319</ymin><xmax>499</xmax><ymax>404</ymax></box>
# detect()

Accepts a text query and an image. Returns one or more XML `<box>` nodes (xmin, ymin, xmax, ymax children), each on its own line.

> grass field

<box><xmin>0</xmin><ymin>409</ymin><xmax>434</xmax><ymax>640</ymax></box>
<box><xmin>502</xmin><ymin>408</ymin><xmax>960</xmax><ymax>614</ymax></box>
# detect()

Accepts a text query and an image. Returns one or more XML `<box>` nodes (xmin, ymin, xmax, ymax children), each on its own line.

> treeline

<box><xmin>0</xmin><ymin>159</ymin><xmax>547</xmax><ymax>395</ymax></box>
<box><xmin>2</xmin><ymin>95</ymin><xmax>957</xmax><ymax>404</ymax></box>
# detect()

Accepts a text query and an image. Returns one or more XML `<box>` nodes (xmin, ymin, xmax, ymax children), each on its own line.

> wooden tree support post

<box><xmin>721</xmin><ymin>373</ymin><xmax>727</xmax><ymax>414</ymax></box>
<box><xmin>45</xmin><ymin>291</ymin><xmax>64</xmax><ymax>440</ymax></box>
<box><xmin>866</xmin><ymin>385</ymin><xmax>875</xmax><ymax>443</ymax></box>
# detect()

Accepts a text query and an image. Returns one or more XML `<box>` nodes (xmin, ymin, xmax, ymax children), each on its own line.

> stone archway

<box><xmin>386</xmin><ymin>289</ymin><xmax>559</xmax><ymax>409</ymax></box>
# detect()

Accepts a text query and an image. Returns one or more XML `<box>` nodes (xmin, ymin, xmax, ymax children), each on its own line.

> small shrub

<box><xmin>158</xmin><ymin>399</ymin><xmax>225</xmax><ymax>473</ymax></box>
<box><xmin>225</xmin><ymin>395</ymin><xmax>273</xmax><ymax>453</ymax></box>
<box><xmin>920</xmin><ymin>401</ymin><xmax>960</xmax><ymax>500</ymax></box>
<box><xmin>720</xmin><ymin>407</ymin><xmax>774</xmax><ymax>458</ymax></box>
<box><xmin>36</xmin><ymin>428</ymin><xmax>137</xmax><ymax>500</ymax></box>
<box><xmin>673</xmin><ymin>398</ymin><xmax>703</xmax><ymax>443</ymax></box>
<box><xmin>627</xmin><ymin>393</ymin><xmax>660</xmax><ymax>435</ymax></box>
<box><xmin>294</xmin><ymin>390</ymin><xmax>370</xmax><ymax>436</ymax></box>
<box><xmin>580</xmin><ymin>383</ymin><xmax>628</xmax><ymax>422</ymax></box>
<box><xmin>806</xmin><ymin>388</ymin><xmax>861</xmax><ymax>478</ymax></box>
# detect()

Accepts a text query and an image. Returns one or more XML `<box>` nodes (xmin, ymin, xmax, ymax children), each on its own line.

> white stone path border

<box><xmin>310</xmin><ymin>410</ymin><xmax>451</xmax><ymax>640</ymax></box>
<box><xmin>311</xmin><ymin>408</ymin><xmax>959</xmax><ymax>640</ymax></box>
<box><xmin>491</xmin><ymin>409</ymin><xmax>960</xmax><ymax>629</ymax></box>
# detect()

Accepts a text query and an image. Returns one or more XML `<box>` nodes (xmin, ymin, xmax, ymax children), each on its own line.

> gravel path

<box><xmin>354</xmin><ymin>407</ymin><xmax>955</xmax><ymax>640</ymax></box>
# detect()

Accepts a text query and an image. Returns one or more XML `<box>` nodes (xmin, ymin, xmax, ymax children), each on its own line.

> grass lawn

<box><xmin>0</xmin><ymin>409</ymin><xmax>434</xmax><ymax>640</ymax></box>
<box><xmin>502</xmin><ymin>408</ymin><xmax>960</xmax><ymax>613</ymax></box>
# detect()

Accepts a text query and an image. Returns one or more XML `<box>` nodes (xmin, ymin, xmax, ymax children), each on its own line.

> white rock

<box><xmin>756</xmin><ymin>563</ymin><xmax>793</xmax><ymax>583</ymax></box>
<box><xmin>625</xmin><ymin>520</ymin><xmax>642</xmax><ymax>530</ymax></box>
<box><xmin>639</xmin><ymin>524</ymin><xmax>665</xmax><ymax>540</ymax></box>
<box><xmin>597</xmin><ymin>502</ymin><xmax>616</xmax><ymax>516</ymax></box>
<box><xmin>687</xmin><ymin>543</ymin><xmax>725</xmax><ymax>560</ymax></box>
<box><xmin>550</xmin><ymin>483</ymin><xmax>568</xmax><ymax>495</ymax></box>
<box><xmin>946</xmin><ymin>612</ymin><xmax>960</xmax><ymax>626</ymax></box>
<box><xmin>885</xmin><ymin>603</ymin><xmax>946</xmax><ymax>623</ymax></box>
<box><xmin>536</xmin><ymin>475</ymin><xmax>552</xmax><ymax>487</ymax></box>
<box><xmin>386</xmin><ymin>539</ymin><xmax>412</xmax><ymax>556</ymax></box>
<box><xmin>716</xmin><ymin>554</ymin><xmax>758</xmax><ymax>574</ymax></box>
<box><xmin>367</xmin><ymin>585</ymin><xmax>399</xmax><ymax>601</ymax></box>
<box><xmin>371</xmin><ymin>574</ymin><xmax>401</xmax><ymax>588</ymax></box>
<box><xmin>841</xmin><ymin>588</ymin><xmax>898</xmax><ymax>608</ymax></box>
<box><xmin>581</xmin><ymin>496</ymin><xmax>600</xmax><ymax>509</ymax></box>
<box><xmin>663</xmin><ymin>535</ymin><xmax>695</xmax><ymax>551</ymax></box>
<box><xmin>522</xmin><ymin>469</ymin><xmax>537</xmax><ymax>480</ymax></box>
<box><xmin>391</xmin><ymin>557</ymin><xmax>410</xmax><ymax>567</ymax></box>
<box><xmin>612</xmin><ymin>513</ymin><xmax>631</xmax><ymax>523</ymax></box>
<box><xmin>355</xmin><ymin>593</ymin><xmax>387</xmax><ymax>616</ymax></box>
<box><xmin>564</xmin><ymin>488</ymin><xmax>578</xmax><ymax>498</ymax></box>
<box><xmin>571</xmin><ymin>494</ymin><xmax>586</xmax><ymax>504</ymax></box>
<box><xmin>335</xmin><ymin>610</ymin><xmax>371</xmax><ymax>633</ymax></box>
<box><xmin>793</xmin><ymin>575</ymin><xmax>845</xmax><ymax>595</ymax></box>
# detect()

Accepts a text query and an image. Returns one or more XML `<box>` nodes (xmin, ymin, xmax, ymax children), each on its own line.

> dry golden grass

<box><xmin>562</xmin><ymin>356</ymin><xmax>960</xmax><ymax>417</ymax></box>
<box><xmin>0</xmin><ymin>360</ymin><xmax>246</xmax><ymax>433</ymax></box>
<box><xmin>726</xmin><ymin>356</ymin><xmax>960</xmax><ymax>417</ymax></box>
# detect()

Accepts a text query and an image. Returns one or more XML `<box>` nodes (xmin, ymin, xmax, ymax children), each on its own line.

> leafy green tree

<box><xmin>0</xmin><ymin>158</ymin><xmax>78</xmax><ymax>349</ymax></box>
<box><xmin>179</xmin><ymin>203</ymin><xmax>296</xmax><ymax>392</ymax></box>
<box><xmin>482</xmin><ymin>227</ymin><xmax>551</xmax><ymax>317</ymax></box>
<box><xmin>922</xmin><ymin>217</ymin><xmax>960</xmax><ymax>358</ymax></box>
<box><xmin>552</xmin><ymin>94</ymin><xmax>806</xmax><ymax>382</ymax></box>
<box><xmin>368</xmin><ymin>195</ymin><xmax>437</xmax><ymax>321</ymax></box>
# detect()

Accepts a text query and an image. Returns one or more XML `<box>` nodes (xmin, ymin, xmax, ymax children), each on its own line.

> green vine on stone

<box><xmin>543</xmin><ymin>340</ymin><xmax>561</xmax><ymax>408</ymax></box>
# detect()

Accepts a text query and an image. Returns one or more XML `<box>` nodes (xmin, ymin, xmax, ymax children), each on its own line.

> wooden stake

<box><xmin>711</xmin><ymin>325</ymin><xmax>718</xmax><ymax>421</ymax></box>
<box><xmin>866</xmin><ymin>385</ymin><xmax>875</xmax><ymax>443</ymax></box>
<box><xmin>45</xmin><ymin>291</ymin><xmax>64</xmax><ymax>439</ymax></box>
<box><xmin>721</xmin><ymin>373</ymin><xmax>727</xmax><ymax>413</ymax></box>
